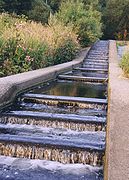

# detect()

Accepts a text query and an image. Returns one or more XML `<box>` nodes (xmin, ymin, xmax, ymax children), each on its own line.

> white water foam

<box><xmin>0</xmin><ymin>155</ymin><xmax>103</xmax><ymax>175</ymax></box>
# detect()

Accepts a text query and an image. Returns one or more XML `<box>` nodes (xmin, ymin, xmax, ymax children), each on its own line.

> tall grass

<box><xmin>120</xmin><ymin>52</ymin><xmax>129</xmax><ymax>77</ymax></box>
<box><xmin>0</xmin><ymin>13</ymin><xmax>79</xmax><ymax>77</ymax></box>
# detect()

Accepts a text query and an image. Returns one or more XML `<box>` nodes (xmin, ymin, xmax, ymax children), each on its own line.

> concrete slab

<box><xmin>0</xmin><ymin>49</ymin><xmax>89</xmax><ymax>109</ymax></box>
<box><xmin>105</xmin><ymin>41</ymin><xmax>129</xmax><ymax>180</ymax></box>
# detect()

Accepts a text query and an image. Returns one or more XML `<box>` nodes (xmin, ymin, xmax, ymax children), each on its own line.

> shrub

<box><xmin>53</xmin><ymin>39</ymin><xmax>78</xmax><ymax>65</ymax></box>
<box><xmin>53</xmin><ymin>0</ymin><xmax>102</xmax><ymax>47</ymax></box>
<box><xmin>120</xmin><ymin>52</ymin><xmax>129</xmax><ymax>77</ymax></box>
<box><xmin>0</xmin><ymin>13</ymin><xmax>79</xmax><ymax>77</ymax></box>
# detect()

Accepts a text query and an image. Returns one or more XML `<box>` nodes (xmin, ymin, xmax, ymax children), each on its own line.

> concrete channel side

<box><xmin>105</xmin><ymin>40</ymin><xmax>129</xmax><ymax>180</ymax></box>
<box><xmin>0</xmin><ymin>48</ymin><xmax>90</xmax><ymax>109</ymax></box>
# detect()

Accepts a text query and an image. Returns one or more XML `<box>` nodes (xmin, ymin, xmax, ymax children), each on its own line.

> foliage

<box><xmin>120</xmin><ymin>52</ymin><xmax>129</xmax><ymax>77</ymax></box>
<box><xmin>53</xmin><ymin>39</ymin><xmax>78</xmax><ymax>65</ymax></box>
<box><xmin>103</xmin><ymin>0</ymin><xmax>129</xmax><ymax>39</ymax></box>
<box><xmin>0</xmin><ymin>13</ymin><xmax>79</xmax><ymax>77</ymax></box>
<box><xmin>47</xmin><ymin>0</ymin><xmax>62</xmax><ymax>12</ymax></box>
<box><xmin>0</xmin><ymin>0</ymin><xmax>51</xmax><ymax>24</ymax></box>
<box><xmin>27</xmin><ymin>0</ymin><xmax>51</xmax><ymax>24</ymax></box>
<box><xmin>53</xmin><ymin>0</ymin><xmax>102</xmax><ymax>47</ymax></box>
<box><xmin>0</xmin><ymin>0</ymin><xmax>33</xmax><ymax>14</ymax></box>
<box><xmin>83</xmin><ymin>0</ymin><xmax>100</xmax><ymax>10</ymax></box>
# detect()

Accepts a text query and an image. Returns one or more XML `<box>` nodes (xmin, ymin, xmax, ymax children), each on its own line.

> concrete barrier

<box><xmin>0</xmin><ymin>48</ymin><xmax>89</xmax><ymax>109</ymax></box>
<box><xmin>105</xmin><ymin>40</ymin><xmax>129</xmax><ymax>180</ymax></box>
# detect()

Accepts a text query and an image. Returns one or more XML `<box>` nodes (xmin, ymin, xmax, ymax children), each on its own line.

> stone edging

<box><xmin>0</xmin><ymin>48</ymin><xmax>90</xmax><ymax>109</ymax></box>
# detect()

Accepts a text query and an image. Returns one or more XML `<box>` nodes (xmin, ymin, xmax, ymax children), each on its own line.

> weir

<box><xmin>0</xmin><ymin>40</ymin><xmax>109</xmax><ymax>179</ymax></box>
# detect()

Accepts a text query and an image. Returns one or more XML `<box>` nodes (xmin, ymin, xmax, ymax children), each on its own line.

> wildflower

<box><xmin>25</xmin><ymin>55</ymin><xmax>31</xmax><ymax>62</ymax></box>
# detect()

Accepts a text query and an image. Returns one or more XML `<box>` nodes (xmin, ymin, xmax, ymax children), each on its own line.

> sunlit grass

<box><xmin>0</xmin><ymin>13</ymin><xmax>79</xmax><ymax>77</ymax></box>
<box><xmin>120</xmin><ymin>52</ymin><xmax>129</xmax><ymax>77</ymax></box>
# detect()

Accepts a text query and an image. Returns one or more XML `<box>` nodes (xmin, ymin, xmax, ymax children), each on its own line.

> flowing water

<box><xmin>0</xmin><ymin>40</ymin><xmax>109</xmax><ymax>179</ymax></box>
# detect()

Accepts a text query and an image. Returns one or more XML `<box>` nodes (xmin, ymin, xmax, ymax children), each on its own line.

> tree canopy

<box><xmin>0</xmin><ymin>0</ymin><xmax>129</xmax><ymax>40</ymax></box>
<box><xmin>53</xmin><ymin>0</ymin><xmax>102</xmax><ymax>46</ymax></box>
<box><xmin>103</xmin><ymin>0</ymin><xmax>129</xmax><ymax>39</ymax></box>
<box><xmin>0</xmin><ymin>0</ymin><xmax>32</xmax><ymax>14</ymax></box>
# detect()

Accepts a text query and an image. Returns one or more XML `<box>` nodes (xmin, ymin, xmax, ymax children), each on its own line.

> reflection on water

<box><xmin>32</xmin><ymin>81</ymin><xmax>106</xmax><ymax>99</ymax></box>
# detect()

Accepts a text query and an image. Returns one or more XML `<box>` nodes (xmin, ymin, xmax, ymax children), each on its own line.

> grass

<box><xmin>120</xmin><ymin>52</ymin><xmax>129</xmax><ymax>77</ymax></box>
<box><xmin>0</xmin><ymin>13</ymin><xmax>79</xmax><ymax>77</ymax></box>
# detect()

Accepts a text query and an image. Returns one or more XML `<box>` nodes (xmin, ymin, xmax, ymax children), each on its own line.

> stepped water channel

<box><xmin>0</xmin><ymin>40</ymin><xmax>109</xmax><ymax>180</ymax></box>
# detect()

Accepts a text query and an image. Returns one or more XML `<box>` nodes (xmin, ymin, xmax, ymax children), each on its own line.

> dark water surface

<box><xmin>31</xmin><ymin>81</ymin><xmax>107</xmax><ymax>99</ymax></box>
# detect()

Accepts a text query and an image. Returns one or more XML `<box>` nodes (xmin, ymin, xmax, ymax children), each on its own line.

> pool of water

<box><xmin>30</xmin><ymin>81</ymin><xmax>107</xmax><ymax>99</ymax></box>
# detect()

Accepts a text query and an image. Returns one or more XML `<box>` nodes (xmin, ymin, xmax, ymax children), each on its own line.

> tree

<box><xmin>0</xmin><ymin>0</ymin><xmax>51</xmax><ymax>24</ymax></box>
<box><xmin>103</xmin><ymin>0</ymin><xmax>129</xmax><ymax>39</ymax></box>
<box><xmin>0</xmin><ymin>0</ymin><xmax>33</xmax><ymax>14</ymax></box>
<box><xmin>27</xmin><ymin>0</ymin><xmax>51</xmax><ymax>24</ymax></box>
<box><xmin>53</xmin><ymin>0</ymin><xmax>102</xmax><ymax>47</ymax></box>
<box><xmin>83</xmin><ymin>0</ymin><xmax>100</xmax><ymax>10</ymax></box>
<box><xmin>47</xmin><ymin>0</ymin><xmax>62</xmax><ymax>12</ymax></box>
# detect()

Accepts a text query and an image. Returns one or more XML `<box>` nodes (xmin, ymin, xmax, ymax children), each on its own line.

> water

<box><xmin>0</xmin><ymin>125</ymin><xmax>105</xmax><ymax>165</ymax></box>
<box><xmin>0</xmin><ymin>115</ymin><xmax>106</xmax><ymax>131</ymax></box>
<box><xmin>17</xmin><ymin>102</ymin><xmax>107</xmax><ymax>117</ymax></box>
<box><xmin>30</xmin><ymin>81</ymin><xmax>107</xmax><ymax>99</ymax></box>
<box><xmin>0</xmin><ymin>143</ymin><xmax>103</xmax><ymax>165</ymax></box>
<box><xmin>0</xmin><ymin>40</ymin><xmax>109</xmax><ymax>179</ymax></box>
<box><xmin>0</xmin><ymin>156</ymin><xmax>103</xmax><ymax>180</ymax></box>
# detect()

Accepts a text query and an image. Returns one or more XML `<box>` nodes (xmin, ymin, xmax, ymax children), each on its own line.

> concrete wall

<box><xmin>105</xmin><ymin>40</ymin><xmax>129</xmax><ymax>180</ymax></box>
<box><xmin>0</xmin><ymin>48</ymin><xmax>89</xmax><ymax>109</ymax></box>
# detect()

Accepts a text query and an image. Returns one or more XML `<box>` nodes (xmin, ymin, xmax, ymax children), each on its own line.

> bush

<box><xmin>0</xmin><ymin>13</ymin><xmax>79</xmax><ymax>77</ymax></box>
<box><xmin>120</xmin><ymin>52</ymin><xmax>129</xmax><ymax>77</ymax></box>
<box><xmin>53</xmin><ymin>39</ymin><xmax>78</xmax><ymax>65</ymax></box>
<box><xmin>53</xmin><ymin>0</ymin><xmax>102</xmax><ymax>47</ymax></box>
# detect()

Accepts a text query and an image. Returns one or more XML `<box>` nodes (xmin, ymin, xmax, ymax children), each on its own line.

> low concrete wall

<box><xmin>0</xmin><ymin>48</ymin><xmax>89</xmax><ymax>109</ymax></box>
<box><xmin>105</xmin><ymin>40</ymin><xmax>129</xmax><ymax>180</ymax></box>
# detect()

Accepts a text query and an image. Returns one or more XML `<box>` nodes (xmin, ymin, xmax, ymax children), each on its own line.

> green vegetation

<box><xmin>53</xmin><ymin>0</ymin><xmax>102</xmax><ymax>47</ymax></box>
<box><xmin>0</xmin><ymin>0</ymin><xmax>129</xmax><ymax>40</ymax></box>
<box><xmin>1</xmin><ymin>0</ymin><xmax>129</xmax><ymax>77</ymax></box>
<box><xmin>0</xmin><ymin>0</ymin><xmax>51</xmax><ymax>24</ymax></box>
<box><xmin>120</xmin><ymin>53</ymin><xmax>129</xmax><ymax>77</ymax></box>
<box><xmin>0</xmin><ymin>13</ymin><xmax>79</xmax><ymax>77</ymax></box>
<box><xmin>27</xmin><ymin>0</ymin><xmax>51</xmax><ymax>24</ymax></box>
<box><xmin>102</xmin><ymin>0</ymin><xmax>129</xmax><ymax>39</ymax></box>
<box><xmin>117</xmin><ymin>41</ymin><xmax>127</xmax><ymax>47</ymax></box>
<box><xmin>0</xmin><ymin>0</ymin><xmax>104</xmax><ymax>77</ymax></box>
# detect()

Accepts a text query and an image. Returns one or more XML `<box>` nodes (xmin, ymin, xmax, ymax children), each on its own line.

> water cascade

<box><xmin>0</xmin><ymin>40</ymin><xmax>109</xmax><ymax>179</ymax></box>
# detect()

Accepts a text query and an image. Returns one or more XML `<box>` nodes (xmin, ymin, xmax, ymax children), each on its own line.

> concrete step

<box><xmin>14</xmin><ymin>102</ymin><xmax>107</xmax><ymax>117</ymax></box>
<box><xmin>0</xmin><ymin>111</ymin><xmax>106</xmax><ymax>131</ymax></box>
<box><xmin>88</xmin><ymin>51</ymin><xmax>108</xmax><ymax>56</ymax></box>
<box><xmin>86</xmin><ymin>56</ymin><xmax>108</xmax><ymax>60</ymax></box>
<box><xmin>82</xmin><ymin>64</ymin><xmax>108</xmax><ymax>70</ymax></box>
<box><xmin>83</xmin><ymin>61</ymin><xmax>108</xmax><ymax>65</ymax></box>
<box><xmin>58</xmin><ymin>74</ymin><xmax>108</xmax><ymax>83</ymax></box>
<box><xmin>63</xmin><ymin>71</ymin><xmax>108</xmax><ymax>78</ymax></box>
<box><xmin>74</xmin><ymin>67</ymin><xmax>108</xmax><ymax>73</ymax></box>
<box><xmin>82</xmin><ymin>72</ymin><xmax>108</xmax><ymax>78</ymax></box>
<box><xmin>21</xmin><ymin>93</ymin><xmax>107</xmax><ymax>110</ymax></box>
<box><xmin>84</xmin><ymin>59</ymin><xmax>108</xmax><ymax>63</ymax></box>
<box><xmin>0</xmin><ymin>125</ymin><xmax>105</xmax><ymax>165</ymax></box>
